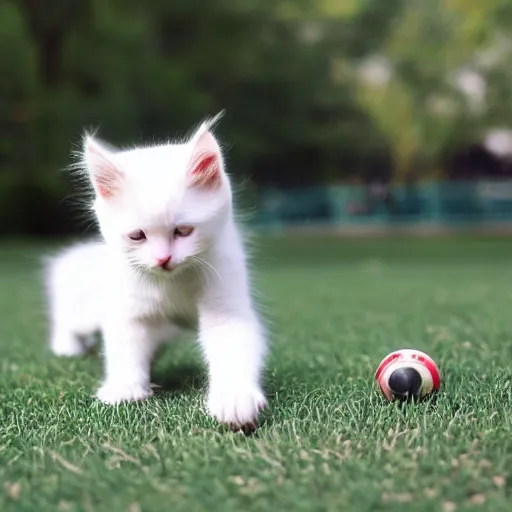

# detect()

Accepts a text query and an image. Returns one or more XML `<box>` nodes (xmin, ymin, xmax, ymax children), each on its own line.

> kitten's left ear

<box><xmin>187</xmin><ymin>112</ymin><xmax>224</xmax><ymax>189</ymax></box>
<box><xmin>84</xmin><ymin>136</ymin><xmax>124</xmax><ymax>199</ymax></box>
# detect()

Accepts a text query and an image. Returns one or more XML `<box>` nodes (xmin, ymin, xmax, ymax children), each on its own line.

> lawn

<box><xmin>1</xmin><ymin>236</ymin><xmax>512</xmax><ymax>511</ymax></box>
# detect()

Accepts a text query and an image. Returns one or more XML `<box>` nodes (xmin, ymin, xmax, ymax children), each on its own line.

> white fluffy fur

<box><xmin>45</xmin><ymin>115</ymin><xmax>267</xmax><ymax>429</ymax></box>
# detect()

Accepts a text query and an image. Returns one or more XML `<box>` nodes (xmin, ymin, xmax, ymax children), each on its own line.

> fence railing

<box><xmin>251</xmin><ymin>180</ymin><xmax>512</xmax><ymax>229</ymax></box>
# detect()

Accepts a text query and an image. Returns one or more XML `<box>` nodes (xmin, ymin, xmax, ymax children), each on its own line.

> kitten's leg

<box><xmin>198</xmin><ymin>306</ymin><xmax>267</xmax><ymax>431</ymax></box>
<box><xmin>50</xmin><ymin>325</ymin><xmax>86</xmax><ymax>357</ymax></box>
<box><xmin>96</xmin><ymin>319</ymin><xmax>162</xmax><ymax>404</ymax></box>
<box><xmin>46</xmin><ymin>250</ymin><xmax>96</xmax><ymax>357</ymax></box>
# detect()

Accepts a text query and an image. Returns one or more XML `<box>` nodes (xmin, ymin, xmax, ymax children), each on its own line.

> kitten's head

<box><xmin>81</xmin><ymin>113</ymin><xmax>231</xmax><ymax>275</ymax></box>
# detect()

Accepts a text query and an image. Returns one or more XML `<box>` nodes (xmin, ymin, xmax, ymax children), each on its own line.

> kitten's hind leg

<box><xmin>50</xmin><ymin>325</ymin><xmax>86</xmax><ymax>357</ymax></box>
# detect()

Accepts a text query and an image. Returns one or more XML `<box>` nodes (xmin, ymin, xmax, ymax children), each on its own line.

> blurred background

<box><xmin>3</xmin><ymin>0</ymin><xmax>512</xmax><ymax>236</ymax></box>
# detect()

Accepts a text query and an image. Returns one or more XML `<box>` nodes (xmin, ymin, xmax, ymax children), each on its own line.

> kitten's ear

<box><xmin>84</xmin><ymin>136</ymin><xmax>124</xmax><ymax>199</ymax></box>
<box><xmin>187</xmin><ymin>112</ymin><xmax>224</xmax><ymax>189</ymax></box>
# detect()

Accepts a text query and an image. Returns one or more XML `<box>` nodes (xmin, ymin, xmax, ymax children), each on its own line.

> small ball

<box><xmin>375</xmin><ymin>349</ymin><xmax>440</xmax><ymax>402</ymax></box>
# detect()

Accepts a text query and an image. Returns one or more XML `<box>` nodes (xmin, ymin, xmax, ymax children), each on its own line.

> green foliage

<box><xmin>2</xmin><ymin>236</ymin><xmax>512</xmax><ymax>510</ymax></box>
<box><xmin>352</xmin><ymin>0</ymin><xmax>506</xmax><ymax>182</ymax></box>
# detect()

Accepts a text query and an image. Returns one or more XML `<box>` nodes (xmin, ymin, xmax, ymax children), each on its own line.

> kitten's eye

<box><xmin>128</xmin><ymin>230</ymin><xmax>146</xmax><ymax>241</ymax></box>
<box><xmin>174</xmin><ymin>226</ymin><xmax>194</xmax><ymax>238</ymax></box>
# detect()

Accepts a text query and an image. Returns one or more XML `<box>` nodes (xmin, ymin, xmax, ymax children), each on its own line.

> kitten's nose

<box><xmin>156</xmin><ymin>255</ymin><xmax>171</xmax><ymax>269</ymax></box>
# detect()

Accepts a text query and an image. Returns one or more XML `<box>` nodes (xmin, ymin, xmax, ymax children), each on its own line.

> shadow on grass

<box><xmin>152</xmin><ymin>364</ymin><xmax>206</xmax><ymax>394</ymax></box>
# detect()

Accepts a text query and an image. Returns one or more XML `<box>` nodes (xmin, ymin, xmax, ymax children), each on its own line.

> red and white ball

<box><xmin>375</xmin><ymin>349</ymin><xmax>440</xmax><ymax>401</ymax></box>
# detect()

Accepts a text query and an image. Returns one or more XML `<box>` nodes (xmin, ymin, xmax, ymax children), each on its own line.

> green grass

<box><xmin>2</xmin><ymin>235</ymin><xmax>512</xmax><ymax>511</ymax></box>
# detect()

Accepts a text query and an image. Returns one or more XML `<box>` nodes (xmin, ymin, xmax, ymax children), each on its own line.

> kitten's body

<box><xmin>46</xmin><ymin>115</ymin><xmax>267</xmax><ymax>429</ymax></box>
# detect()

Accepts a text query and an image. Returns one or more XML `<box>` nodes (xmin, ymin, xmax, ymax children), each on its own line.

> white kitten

<box><xmin>45</xmin><ymin>114</ymin><xmax>267</xmax><ymax>430</ymax></box>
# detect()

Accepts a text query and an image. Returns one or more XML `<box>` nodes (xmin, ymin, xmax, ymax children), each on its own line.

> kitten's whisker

<box><xmin>191</xmin><ymin>262</ymin><xmax>209</xmax><ymax>289</ymax></box>
<box><xmin>189</xmin><ymin>257</ymin><xmax>210</xmax><ymax>286</ymax></box>
<box><xmin>190</xmin><ymin>256</ymin><xmax>223</xmax><ymax>286</ymax></box>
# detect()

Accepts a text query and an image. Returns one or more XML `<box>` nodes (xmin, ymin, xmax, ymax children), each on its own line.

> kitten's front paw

<box><xmin>96</xmin><ymin>381</ymin><xmax>153</xmax><ymax>405</ymax></box>
<box><xmin>207</xmin><ymin>384</ymin><xmax>267</xmax><ymax>433</ymax></box>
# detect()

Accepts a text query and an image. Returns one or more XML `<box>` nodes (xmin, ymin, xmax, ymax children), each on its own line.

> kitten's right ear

<box><xmin>83</xmin><ymin>136</ymin><xmax>124</xmax><ymax>199</ymax></box>
<box><xmin>187</xmin><ymin>112</ymin><xmax>225</xmax><ymax>189</ymax></box>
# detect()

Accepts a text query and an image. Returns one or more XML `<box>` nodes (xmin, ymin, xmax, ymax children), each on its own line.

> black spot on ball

<box><xmin>388</xmin><ymin>367</ymin><xmax>422</xmax><ymax>402</ymax></box>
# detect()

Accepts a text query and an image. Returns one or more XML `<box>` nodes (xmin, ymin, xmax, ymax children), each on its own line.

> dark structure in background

<box><xmin>445</xmin><ymin>144</ymin><xmax>512</xmax><ymax>180</ymax></box>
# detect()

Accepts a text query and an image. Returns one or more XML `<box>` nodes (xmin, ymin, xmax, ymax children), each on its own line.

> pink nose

<box><xmin>156</xmin><ymin>255</ymin><xmax>171</xmax><ymax>269</ymax></box>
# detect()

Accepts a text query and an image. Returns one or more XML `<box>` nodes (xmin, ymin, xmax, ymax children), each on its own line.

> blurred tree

<box><xmin>19</xmin><ymin>0</ymin><xmax>91</xmax><ymax>86</ymax></box>
<box><xmin>352</xmin><ymin>0</ymin><xmax>502</xmax><ymax>183</ymax></box>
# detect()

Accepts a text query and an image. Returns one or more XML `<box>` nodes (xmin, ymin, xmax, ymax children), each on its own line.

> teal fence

<box><xmin>252</xmin><ymin>180</ymin><xmax>512</xmax><ymax>229</ymax></box>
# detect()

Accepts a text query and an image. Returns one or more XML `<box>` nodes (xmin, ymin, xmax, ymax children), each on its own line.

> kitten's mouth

<box><xmin>141</xmin><ymin>265</ymin><xmax>174</xmax><ymax>277</ymax></box>
<box><xmin>154</xmin><ymin>263</ymin><xmax>180</xmax><ymax>276</ymax></box>
<box><xmin>146</xmin><ymin>259</ymin><xmax>190</xmax><ymax>277</ymax></box>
